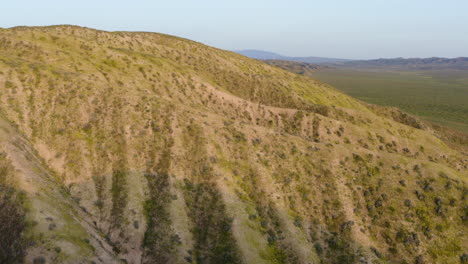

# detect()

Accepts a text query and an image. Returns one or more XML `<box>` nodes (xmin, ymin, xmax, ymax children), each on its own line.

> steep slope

<box><xmin>0</xmin><ymin>117</ymin><xmax>118</xmax><ymax>263</ymax></box>
<box><xmin>0</xmin><ymin>26</ymin><xmax>466</xmax><ymax>264</ymax></box>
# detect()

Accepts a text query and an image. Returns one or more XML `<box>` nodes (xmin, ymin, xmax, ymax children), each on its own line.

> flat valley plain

<box><xmin>309</xmin><ymin>68</ymin><xmax>468</xmax><ymax>133</ymax></box>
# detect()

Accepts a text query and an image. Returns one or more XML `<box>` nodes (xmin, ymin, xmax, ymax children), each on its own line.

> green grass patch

<box><xmin>310</xmin><ymin>69</ymin><xmax>468</xmax><ymax>132</ymax></box>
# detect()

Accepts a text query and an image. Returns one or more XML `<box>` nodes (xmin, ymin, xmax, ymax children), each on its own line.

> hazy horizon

<box><xmin>2</xmin><ymin>0</ymin><xmax>467</xmax><ymax>59</ymax></box>
<box><xmin>233</xmin><ymin>49</ymin><xmax>468</xmax><ymax>60</ymax></box>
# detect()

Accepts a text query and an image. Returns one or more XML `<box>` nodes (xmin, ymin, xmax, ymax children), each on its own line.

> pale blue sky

<box><xmin>1</xmin><ymin>0</ymin><xmax>467</xmax><ymax>59</ymax></box>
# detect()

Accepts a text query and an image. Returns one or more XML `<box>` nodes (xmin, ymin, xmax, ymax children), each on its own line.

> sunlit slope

<box><xmin>0</xmin><ymin>26</ymin><xmax>466</xmax><ymax>264</ymax></box>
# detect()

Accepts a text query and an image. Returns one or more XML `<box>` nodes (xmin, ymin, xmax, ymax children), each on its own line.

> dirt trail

<box><xmin>0</xmin><ymin>117</ymin><xmax>119</xmax><ymax>263</ymax></box>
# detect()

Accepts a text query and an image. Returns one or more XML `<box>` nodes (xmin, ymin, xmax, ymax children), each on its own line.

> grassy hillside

<box><xmin>309</xmin><ymin>69</ymin><xmax>468</xmax><ymax>133</ymax></box>
<box><xmin>0</xmin><ymin>26</ymin><xmax>466</xmax><ymax>264</ymax></box>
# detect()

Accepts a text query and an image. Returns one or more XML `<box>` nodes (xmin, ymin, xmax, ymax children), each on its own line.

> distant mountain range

<box><xmin>335</xmin><ymin>57</ymin><xmax>468</xmax><ymax>70</ymax></box>
<box><xmin>236</xmin><ymin>50</ymin><xmax>468</xmax><ymax>70</ymax></box>
<box><xmin>234</xmin><ymin>49</ymin><xmax>352</xmax><ymax>64</ymax></box>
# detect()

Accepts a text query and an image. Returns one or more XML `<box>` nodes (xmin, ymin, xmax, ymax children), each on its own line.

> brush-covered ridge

<box><xmin>0</xmin><ymin>25</ymin><xmax>466</xmax><ymax>264</ymax></box>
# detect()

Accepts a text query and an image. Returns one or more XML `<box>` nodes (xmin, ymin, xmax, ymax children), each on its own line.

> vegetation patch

<box><xmin>183</xmin><ymin>180</ymin><xmax>242</xmax><ymax>264</ymax></box>
<box><xmin>182</xmin><ymin>124</ymin><xmax>242</xmax><ymax>263</ymax></box>
<box><xmin>143</xmin><ymin>172</ymin><xmax>178</xmax><ymax>263</ymax></box>
<box><xmin>0</xmin><ymin>152</ymin><xmax>28</xmax><ymax>264</ymax></box>
<box><xmin>110</xmin><ymin>169</ymin><xmax>128</xmax><ymax>229</ymax></box>
<box><xmin>142</xmin><ymin>117</ymin><xmax>179</xmax><ymax>263</ymax></box>
<box><xmin>309</xmin><ymin>69</ymin><xmax>468</xmax><ymax>132</ymax></box>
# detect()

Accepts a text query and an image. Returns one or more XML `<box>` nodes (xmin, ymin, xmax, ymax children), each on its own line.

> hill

<box><xmin>235</xmin><ymin>49</ymin><xmax>351</xmax><ymax>64</ymax></box>
<box><xmin>0</xmin><ymin>26</ymin><xmax>467</xmax><ymax>264</ymax></box>
<box><xmin>261</xmin><ymin>59</ymin><xmax>328</xmax><ymax>74</ymax></box>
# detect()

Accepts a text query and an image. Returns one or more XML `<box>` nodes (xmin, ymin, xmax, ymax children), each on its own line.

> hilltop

<box><xmin>0</xmin><ymin>26</ymin><xmax>467</xmax><ymax>264</ymax></box>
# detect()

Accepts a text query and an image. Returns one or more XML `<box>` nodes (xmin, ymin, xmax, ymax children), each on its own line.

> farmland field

<box><xmin>309</xmin><ymin>69</ymin><xmax>468</xmax><ymax>132</ymax></box>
